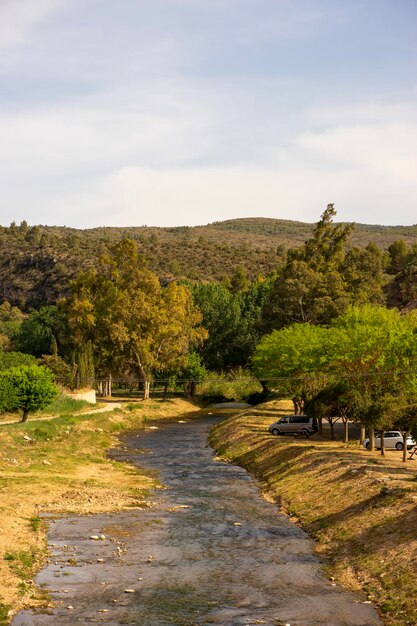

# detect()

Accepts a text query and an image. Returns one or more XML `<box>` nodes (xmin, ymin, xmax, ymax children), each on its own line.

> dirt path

<box><xmin>0</xmin><ymin>402</ymin><xmax>123</xmax><ymax>426</ymax></box>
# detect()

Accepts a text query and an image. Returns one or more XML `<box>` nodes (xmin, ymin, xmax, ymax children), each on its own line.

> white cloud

<box><xmin>0</xmin><ymin>0</ymin><xmax>66</xmax><ymax>51</ymax></box>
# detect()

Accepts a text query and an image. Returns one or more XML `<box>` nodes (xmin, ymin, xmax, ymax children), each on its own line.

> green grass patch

<box><xmin>4</xmin><ymin>549</ymin><xmax>40</xmax><ymax>580</ymax></box>
<box><xmin>42</xmin><ymin>394</ymin><xmax>94</xmax><ymax>415</ymax></box>
<box><xmin>28</xmin><ymin>516</ymin><xmax>43</xmax><ymax>532</ymax></box>
<box><xmin>0</xmin><ymin>603</ymin><xmax>10</xmax><ymax>626</ymax></box>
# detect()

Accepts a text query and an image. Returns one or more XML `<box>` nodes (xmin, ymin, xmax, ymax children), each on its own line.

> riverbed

<box><xmin>13</xmin><ymin>409</ymin><xmax>382</xmax><ymax>625</ymax></box>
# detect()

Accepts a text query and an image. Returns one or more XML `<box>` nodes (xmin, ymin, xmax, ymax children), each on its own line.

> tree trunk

<box><xmin>329</xmin><ymin>419</ymin><xmax>335</xmax><ymax>440</ymax></box>
<box><xmin>402</xmin><ymin>432</ymin><xmax>408</xmax><ymax>464</ymax></box>
<box><xmin>108</xmin><ymin>372</ymin><xmax>112</xmax><ymax>398</ymax></box>
<box><xmin>380</xmin><ymin>429</ymin><xmax>385</xmax><ymax>456</ymax></box>
<box><xmin>190</xmin><ymin>380</ymin><xmax>196</xmax><ymax>399</ymax></box>
<box><xmin>318</xmin><ymin>416</ymin><xmax>323</xmax><ymax>435</ymax></box>
<box><xmin>343</xmin><ymin>418</ymin><xmax>349</xmax><ymax>444</ymax></box>
<box><xmin>369</xmin><ymin>425</ymin><xmax>375</xmax><ymax>452</ymax></box>
<box><xmin>143</xmin><ymin>379</ymin><xmax>151</xmax><ymax>400</ymax></box>
<box><xmin>163</xmin><ymin>382</ymin><xmax>168</xmax><ymax>401</ymax></box>
<box><xmin>360</xmin><ymin>424</ymin><xmax>365</xmax><ymax>445</ymax></box>
<box><xmin>260</xmin><ymin>380</ymin><xmax>269</xmax><ymax>394</ymax></box>
<box><xmin>21</xmin><ymin>409</ymin><xmax>29</xmax><ymax>422</ymax></box>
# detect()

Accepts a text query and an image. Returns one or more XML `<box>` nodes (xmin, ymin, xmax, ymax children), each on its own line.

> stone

<box><xmin>124</xmin><ymin>589</ymin><xmax>135</xmax><ymax>593</ymax></box>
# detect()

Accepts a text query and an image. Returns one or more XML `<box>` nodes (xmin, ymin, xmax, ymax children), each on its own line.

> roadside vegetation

<box><xmin>210</xmin><ymin>399</ymin><xmax>417</xmax><ymax>626</ymax></box>
<box><xmin>0</xmin><ymin>397</ymin><xmax>198</xmax><ymax>624</ymax></box>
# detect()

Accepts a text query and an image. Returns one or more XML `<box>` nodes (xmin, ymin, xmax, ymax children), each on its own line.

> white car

<box><xmin>363</xmin><ymin>430</ymin><xmax>416</xmax><ymax>451</ymax></box>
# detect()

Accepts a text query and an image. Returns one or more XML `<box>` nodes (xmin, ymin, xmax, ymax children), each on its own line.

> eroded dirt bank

<box><xmin>13</xmin><ymin>409</ymin><xmax>381</xmax><ymax>626</ymax></box>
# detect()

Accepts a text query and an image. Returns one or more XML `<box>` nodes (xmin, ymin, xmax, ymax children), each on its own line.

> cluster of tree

<box><xmin>1</xmin><ymin>205</ymin><xmax>417</xmax><ymax>418</ymax></box>
<box><xmin>1</xmin><ymin>213</ymin><xmax>416</xmax><ymax>311</ymax></box>
<box><xmin>252</xmin><ymin>304</ymin><xmax>417</xmax><ymax>462</ymax></box>
<box><xmin>261</xmin><ymin>205</ymin><xmax>387</xmax><ymax>330</ymax></box>
<box><xmin>61</xmin><ymin>239</ymin><xmax>207</xmax><ymax>399</ymax></box>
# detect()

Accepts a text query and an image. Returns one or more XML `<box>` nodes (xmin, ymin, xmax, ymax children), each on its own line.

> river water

<box><xmin>13</xmin><ymin>409</ymin><xmax>382</xmax><ymax>626</ymax></box>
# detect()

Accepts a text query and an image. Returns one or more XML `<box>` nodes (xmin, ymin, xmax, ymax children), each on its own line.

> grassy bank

<box><xmin>209</xmin><ymin>399</ymin><xmax>417</xmax><ymax>626</ymax></box>
<box><xmin>0</xmin><ymin>397</ymin><xmax>198</xmax><ymax>624</ymax></box>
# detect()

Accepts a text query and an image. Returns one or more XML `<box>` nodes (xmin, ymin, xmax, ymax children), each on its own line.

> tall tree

<box><xmin>261</xmin><ymin>205</ymin><xmax>354</xmax><ymax>331</ymax></box>
<box><xmin>62</xmin><ymin>239</ymin><xmax>207</xmax><ymax>399</ymax></box>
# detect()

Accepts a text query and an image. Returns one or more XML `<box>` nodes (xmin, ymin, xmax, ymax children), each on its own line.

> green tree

<box><xmin>0</xmin><ymin>351</ymin><xmax>37</xmax><ymax>370</ymax></box>
<box><xmin>229</xmin><ymin>266</ymin><xmax>250</xmax><ymax>293</ymax></box>
<box><xmin>191</xmin><ymin>279</ymin><xmax>271</xmax><ymax>370</ymax></box>
<box><xmin>328</xmin><ymin>305</ymin><xmax>417</xmax><ymax>448</ymax></box>
<box><xmin>14</xmin><ymin>306</ymin><xmax>63</xmax><ymax>357</ymax></box>
<box><xmin>342</xmin><ymin>243</ymin><xmax>386</xmax><ymax>305</ymax></box>
<box><xmin>306</xmin><ymin>382</ymin><xmax>350</xmax><ymax>441</ymax></box>
<box><xmin>39</xmin><ymin>354</ymin><xmax>75</xmax><ymax>387</ymax></box>
<box><xmin>261</xmin><ymin>205</ymin><xmax>354</xmax><ymax>331</ymax></box>
<box><xmin>62</xmin><ymin>239</ymin><xmax>207</xmax><ymax>399</ymax></box>
<box><xmin>252</xmin><ymin>323</ymin><xmax>329</xmax><ymax>415</ymax></box>
<box><xmin>0</xmin><ymin>301</ymin><xmax>25</xmax><ymax>350</ymax></box>
<box><xmin>1</xmin><ymin>365</ymin><xmax>58</xmax><ymax>421</ymax></box>
<box><xmin>179</xmin><ymin>352</ymin><xmax>208</xmax><ymax>398</ymax></box>
<box><xmin>72</xmin><ymin>341</ymin><xmax>95</xmax><ymax>389</ymax></box>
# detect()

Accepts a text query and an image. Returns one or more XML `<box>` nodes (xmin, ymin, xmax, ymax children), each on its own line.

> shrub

<box><xmin>197</xmin><ymin>368</ymin><xmax>262</xmax><ymax>402</ymax></box>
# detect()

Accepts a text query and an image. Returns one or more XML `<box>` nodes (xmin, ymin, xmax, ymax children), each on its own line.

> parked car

<box><xmin>362</xmin><ymin>431</ymin><xmax>416</xmax><ymax>451</ymax></box>
<box><xmin>268</xmin><ymin>415</ymin><xmax>317</xmax><ymax>436</ymax></box>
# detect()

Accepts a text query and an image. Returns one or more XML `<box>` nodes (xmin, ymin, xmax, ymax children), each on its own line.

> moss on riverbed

<box><xmin>209</xmin><ymin>399</ymin><xmax>417</xmax><ymax>626</ymax></box>
<box><xmin>0</xmin><ymin>398</ymin><xmax>198</xmax><ymax>624</ymax></box>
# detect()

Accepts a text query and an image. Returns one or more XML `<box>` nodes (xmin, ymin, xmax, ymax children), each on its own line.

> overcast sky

<box><xmin>1</xmin><ymin>0</ymin><xmax>416</xmax><ymax>227</ymax></box>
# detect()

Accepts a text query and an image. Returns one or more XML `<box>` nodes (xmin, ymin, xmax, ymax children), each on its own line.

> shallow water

<box><xmin>13</xmin><ymin>409</ymin><xmax>382</xmax><ymax>626</ymax></box>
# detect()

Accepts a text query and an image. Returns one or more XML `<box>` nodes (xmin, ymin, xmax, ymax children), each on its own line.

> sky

<box><xmin>0</xmin><ymin>0</ymin><xmax>416</xmax><ymax>228</ymax></box>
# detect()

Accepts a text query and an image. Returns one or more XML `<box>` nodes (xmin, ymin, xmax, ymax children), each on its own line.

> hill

<box><xmin>0</xmin><ymin>218</ymin><xmax>416</xmax><ymax>309</ymax></box>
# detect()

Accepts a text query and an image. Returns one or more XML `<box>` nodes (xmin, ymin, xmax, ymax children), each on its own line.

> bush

<box><xmin>0</xmin><ymin>365</ymin><xmax>59</xmax><ymax>422</ymax></box>
<box><xmin>197</xmin><ymin>368</ymin><xmax>262</xmax><ymax>402</ymax></box>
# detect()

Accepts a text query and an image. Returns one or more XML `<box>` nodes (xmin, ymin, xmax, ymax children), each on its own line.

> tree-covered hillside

<box><xmin>0</xmin><ymin>216</ymin><xmax>416</xmax><ymax>309</ymax></box>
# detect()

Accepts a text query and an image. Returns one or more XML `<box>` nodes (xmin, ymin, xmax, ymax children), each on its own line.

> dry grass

<box><xmin>0</xmin><ymin>397</ymin><xmax>198</xmax><ymax>624</ymax></box>
<box><xmin>209</xmin><ymin>399</ymin><xmax>417</xmax><ymax>626</ymax></box>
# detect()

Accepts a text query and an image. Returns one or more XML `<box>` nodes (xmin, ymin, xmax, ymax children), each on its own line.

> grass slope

<box><xmin>209</xmin><ymin>399</ymin><xmax>417</xmax><ymax>626</ymax></box>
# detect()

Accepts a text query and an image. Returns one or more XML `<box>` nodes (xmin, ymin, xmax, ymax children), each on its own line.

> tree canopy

<box><xmin>62</xmin><ymin>239</ymin><xmax>207</xmax><ymax>398</ymax></box>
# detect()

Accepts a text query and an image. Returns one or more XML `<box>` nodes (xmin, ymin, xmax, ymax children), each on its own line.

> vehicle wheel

<box><xmin>395</xmin><ymin>442</ymin><xmax>404</xmax><ymax>450</ymax></box>
<box><xmin>271</xmin><ymin>428</ymin><xmax>280</xmax><ymax>436</ymax></box>
<box><xmin>365</xmin><ymin>442</ymin><xmax>371</xmax><ymax>450</ymax></box>
<box><xmin>301</xmin><ymin>428</ymin><xmax>310</xmax><ymax>437</ymax></box>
